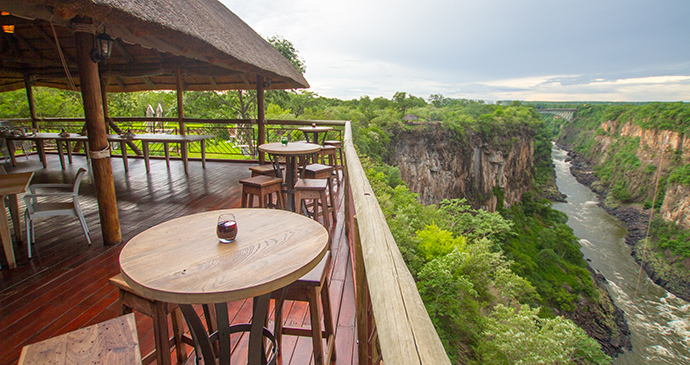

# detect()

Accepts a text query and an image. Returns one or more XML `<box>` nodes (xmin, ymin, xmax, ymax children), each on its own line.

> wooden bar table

<box><xmin>0</xmin><ymin>171</ymin><xmax>34</xmax><ymax>269</ymax></box>
<box><xmin>7</xmin><ymin>133</ymin><xmax>89</xmax><ymax>169</ymax></box>
<box><xmin>297</xmin><ymin>125</ymin><xmax>333</xmax><ymax>145</ymax></box>
<box><xmin>119</xmin><ymin>209</ymin><xmax>329</xmax><ymax>365</ymax></box>
<box><xmin>258</xmin><ymin>142</ymin><xmax>321</xmax><ymax>211</ymax></box>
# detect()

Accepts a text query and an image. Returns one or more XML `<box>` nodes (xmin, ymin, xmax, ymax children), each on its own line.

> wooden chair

<box><xmin>303</xmin><ymin>164</ymin><xmax>337</xmax><ymax>225</ymax></box>
<box><xmin>318</xmin><ymin>145</ymin><xmax>341</xmax><ymax>189</ymax></box>
<box><xmin>18</xmin><ymin>313</ymin><xmax>142</xmax><ymax>365</ymax></box>
<box><xmin>109</xmin><ymin>274</ymin><xmax>192</xmax><ymax>365</ymax></box>
<box><xmin>294</xmin><ymin>178</ymin><xmax>331</xmax><ymax>230</ymax></box>
<box><xmin>239</xmin><ymin>175</ymin><xmax>285</xmax><ymax>209</ymax></box>
<box><xmin>272</xmin><ymin>248</ymin><xmax>335</xmax><ymax>365</ymax></box>
<box><xmin>24</xmin><ymin>167</ymin><xmax>90</xmax><ymax>258</ymax></box>
<box><xmin>323</xmin><ymin>140</ymin><xmax>343</xmax><ymax>184</ymax></box>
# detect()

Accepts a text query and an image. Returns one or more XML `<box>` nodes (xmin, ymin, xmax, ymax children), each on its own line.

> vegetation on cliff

<box><xmin>543</xmin><ymin>101</ymin><xmax>690</xmax><ymax>301</ymax></box>
<box><xmin>364</xmin><ymin>158</ymin><xmax>609</xmax><ymax>364</ymax></box>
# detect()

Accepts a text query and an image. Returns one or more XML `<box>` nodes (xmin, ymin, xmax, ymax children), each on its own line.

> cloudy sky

<box><xmin>221</xmin><ymin>0</ymin><xmax>690</xmax><ymax>102</ymax></box>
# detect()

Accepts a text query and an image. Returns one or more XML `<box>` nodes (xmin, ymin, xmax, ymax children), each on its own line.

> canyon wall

<box><xmin>597</xmin><ymin>121</ymin><xmax>690</xmax><ymax>229</ymax></box>
<box><xmin>385</xmin><ymin>124</ymin><xmax>534</xmax><ymax>211</ymax></box>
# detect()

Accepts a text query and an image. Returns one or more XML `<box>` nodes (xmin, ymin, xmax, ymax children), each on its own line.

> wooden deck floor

<box><xmin>0</xmin><ymin>154</ymin><xmax>356</xmax><ymax>365</ymax></box>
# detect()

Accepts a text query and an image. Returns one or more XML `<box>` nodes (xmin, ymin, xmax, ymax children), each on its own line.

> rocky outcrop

<box><xmin>386</xmin><ymin>124</ymin><xmax>534</xmax><ymax>211</ymax></box>
<box><xmin>558</xmin><ymin>265</ymin><xmax>632</xmax><ymax>357</ymax></box>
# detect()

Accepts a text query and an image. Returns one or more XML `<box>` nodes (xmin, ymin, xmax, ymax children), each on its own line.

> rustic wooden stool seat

<box><xmin>294</xmin><ymin>178</ymin><xmax>331</xmax><ymax>229</ymax></box>
<box><xmin>249</xmin><ymin>164</ymin><xmax>284</xmax><ymax>178</ymax></box>
<box><xmin>109</xmin><ymin>274</ymin><xmax>192</xmax><ymax>365</ymax></box>
<box><xmin>303</xmin><ymin>164</ymin><xmax>337</xmax><ymax>225</ymax></box>
<box><xmin>18</xmin><ymin>313</ymin><xmax>142</xmax><ymax>365</ymax></box>
<box><xmin>318</xmin><ymin>146</ymin><xmax>341</xmax><ymax>189</ymax></box>
<box><xmin>272</xmin><ymin>251</ymin><xmax>335</xmax><ymax>365</ymax></box>
<box><xmin>240</xmin><ymin>175</ymin><xmax>285</xmax><ymax>209</ymax></box>
<box><xmin>323</xmin><ymin>141</ymin><xmax>343</xmax><ymax>183</ymax></box>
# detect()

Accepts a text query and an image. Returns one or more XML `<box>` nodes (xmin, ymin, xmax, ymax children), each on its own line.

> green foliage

<box><xmin>477</xmin><ymin>304</ymin><xmax>611</xmax><ymax>364</ymax></box>
<box><xmin>501</xmin><ymin>194</ymin><xmax>595</xmax><ymax>311</ymax></box>
<box><xmin>650</xmin><ymin>218</ymin><xmax>690</xmax><ymax>259</ymax></box>
<box><xmin>668</xmin><ymin>164</ymin><xmax>690</xmax><ymax>186</ymax></box>
<box><xmin>361</xmin><ymin>154</ymin><xmax>609</xmax><ymax>363</ymax></box>
<box><xmin>266</xmin><ymin>35</ymin><xmax>306</xmax><ymax>73</ymax></box>
<box><xmin>417</xmin><ymin>224</ymin><xmax>467</xmax><ymax>261</ymax></box>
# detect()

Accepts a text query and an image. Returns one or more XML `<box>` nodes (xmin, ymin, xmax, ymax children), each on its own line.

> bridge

<box><xmin>537</xmin><ymin>108</ymin><xmax>577</xmax><ymax>122</ymax></box>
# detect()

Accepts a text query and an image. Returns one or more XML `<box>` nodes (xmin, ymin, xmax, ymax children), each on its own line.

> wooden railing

<box><xmin>341</xmin><ymin>121</ymin><xmax>451</xmax><ymax>364</ymax></box>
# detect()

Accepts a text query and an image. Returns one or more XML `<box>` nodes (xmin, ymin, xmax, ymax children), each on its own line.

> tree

<box><xmin>477</xmin><ymin>304</ymin><xmax>611</xmax><ymax>364</ymax></box>
<box><xmin>266</xmin><ymin>35</ymin><xmax>305</xmax><ymax>74</ymax></box>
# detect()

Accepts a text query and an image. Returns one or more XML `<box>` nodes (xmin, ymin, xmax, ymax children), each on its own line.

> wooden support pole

<box><xmin>74</xmin><ymin>17</ymin><xmax>122</xmax><ymax>245</ymax></box>
<box><xmin>24</xmin><ymin>75</ymin><xmax>46</xmax><ymax>167</ymax></box>
<box><xmin>176</xmin><ymin>67</ymin><xmax>189</xmax><ymax>173</ymax></box>
<box><xmin>257</xmin><ymin>75</ymin><xmax>266</xmax><ymax>164</ymax></box>
<box><xmin>176</xmin><ymin>67</ymin><xmax>185</xmax><ymax>136</ymax></box>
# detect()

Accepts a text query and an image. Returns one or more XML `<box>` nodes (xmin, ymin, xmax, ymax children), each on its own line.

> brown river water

<box><xmin>551</xmin><ymin>144</ymin><xmax>690</xmax><ymax>364</ymax></box>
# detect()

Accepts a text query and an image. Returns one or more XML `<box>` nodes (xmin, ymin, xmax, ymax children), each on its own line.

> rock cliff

<box><xmin>598</xmin><ymin>120</ymin><xmax>690</xmax><ymax>230</ymax></box>
<box><xmin>385</xmin><ymin>124</ymin><xmax>534</xmax><ymax>211</ymax></box>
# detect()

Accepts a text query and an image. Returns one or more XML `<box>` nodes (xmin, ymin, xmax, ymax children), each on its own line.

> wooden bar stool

<box><xmin>249</xmin><ymin>164</ymin><xmax>284</xmax><ymax>178</ymax></box>
<box><xmin>18</xmin><ymin>313</ymin><xmax>142</xmax><ymax>365</ymax></box>
<box><xmin>240</xmin><ymin>175</ymin><xmax>285</xmax><ymax>209</ymax></box>
<box><xmin>294</xmin><ymin>178</ymin><xmax>331</xmax><ymax>229</ymax></box>
<box><xmin>272</xmin><ymin>251</ymin><xmax>336</xmax><ymax>365</ymax></box>
<box><xmin>303</xmin><ymin>164</ymin><xmax>337</xmax><ymax>225</ymax></box>
<box><xmin>318</xmin><ymin>145</ymin><xmax>340</xmax><ymax>189</ymax></box>
<box><xmin>323</xmin><ymin>140</ymin><xmax>343</xmax><ymax>170</ymax></box>
<box><xmin>109</xmin><ymin>274</ymin><xmax>192</xmax><ymax>365</ymax></box>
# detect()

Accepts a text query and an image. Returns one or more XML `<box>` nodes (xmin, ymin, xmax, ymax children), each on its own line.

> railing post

<box><xmin>353</xmin><ymin>216</ymin><xmax>371</xmax><ymax>365</ymax></box>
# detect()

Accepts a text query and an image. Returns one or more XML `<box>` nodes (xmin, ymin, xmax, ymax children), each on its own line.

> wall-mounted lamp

<box><xmin>263</xmin><ymin>78</ymin><xmax>272</xmax><ymax>88</ymax></box>
<box><xmin>91</xmin><ymin>28</ymin><xmax>114</xmax><ymax>63</ymax></box>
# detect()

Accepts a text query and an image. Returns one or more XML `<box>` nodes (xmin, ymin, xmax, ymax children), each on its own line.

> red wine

<box><xmin>217</xmin><ymin>220</ymin><xmax>238</xmax><ymax>242</ymax></box>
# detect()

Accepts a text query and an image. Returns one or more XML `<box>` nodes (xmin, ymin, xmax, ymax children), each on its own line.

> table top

<box><xmin>297</xmin><ymin>126</ymin><xmax>333</xmax><ymax>133</ymax></box>
<box><xmin>107</xmin><ymin>133</ymin><xmax>215</xmax><ymax>142</ymax></box>
<box><xmin>119</xmin><ymin>209</ymin><xmax>329</xmax><ymax>304</ymax></box>
<box><xmin>258</xmin><ymin>142</ymin><xmax>321</xmax><ymax>156</ymax></box>
<box><xmin>6</xmin><ymin>132</ymin><xmax>214</xmax><ymax>142</ymax></box>
<box><xmin>0</xmin><ymin>172</ymin><xmax>34</xmax><ymax>196</ymax></box>
<box><xmin>6</xmin><ymin>132</ymin><xmax>88</xmax><ymax>141</ymax></box>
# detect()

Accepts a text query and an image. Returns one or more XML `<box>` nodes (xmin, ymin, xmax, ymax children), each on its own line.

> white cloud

<box><xmin>221</xmin><ymin>0</ymin><xmax>690</xmax><ymax>101</ymax></box>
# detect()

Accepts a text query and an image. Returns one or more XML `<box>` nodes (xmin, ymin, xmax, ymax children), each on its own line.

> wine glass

<box><xmin>217</xmin><ymin>213</ymin><xmax>238</xmax><ymax>243</ymax></box>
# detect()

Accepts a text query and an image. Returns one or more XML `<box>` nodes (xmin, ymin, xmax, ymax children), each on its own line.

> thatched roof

<box><xmin>402</xmin><ymin>113</ymin><xmax>418</xmax><ymax>121</ymax></box>
<box><xmin>0</xmin><ymin>0</ymin><xmax>309</xmax><ymax>92</ymax></box>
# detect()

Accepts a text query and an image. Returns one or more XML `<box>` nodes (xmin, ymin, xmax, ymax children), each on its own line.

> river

<box><xmin>551</xmin><ymin>144</ymin><xmax>690</xmax><ymax>364</ymax></box>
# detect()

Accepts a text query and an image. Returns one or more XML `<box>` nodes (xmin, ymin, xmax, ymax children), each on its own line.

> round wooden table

<box><xmin>119</xmin><ymin>208</ymin><xmax>329</xmax><ymax>365</ymax></box>
<box><xmin>258</xmin><ymin>142</ymin><xmax>321</xmax><ymax>211</ymax></box>
<box><xmin>297</xmin><ymin>126</ymin><xmax>333</xmax><ymax>145</ymax></box>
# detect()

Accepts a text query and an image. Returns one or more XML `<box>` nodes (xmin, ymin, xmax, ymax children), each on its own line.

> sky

<box><xmin>221</xmin><ymin>0</ymin><xmax>690</xmax><ymax>103</ymax></box>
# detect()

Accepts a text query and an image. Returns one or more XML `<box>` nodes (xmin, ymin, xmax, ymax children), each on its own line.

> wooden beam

<box><xmin>30</xmin><ymin>23</ymin><xmax>77</xmax><ymax>64</ymax></box>
<box><xmin>114</xmin><ymin>76</ymin><xmax>126</xmax><ymax>91</ymax></box>
<box><xmin>257</xmin><ymin>75</ymin><xmax>265</xmax><ymax>164</ymax></box>
<box><xmin>24</xmin><ymin>75</ymin><xmax>46</xmax><ymax>167</ymax></box>
<box><xmin>209</xmin><ymin>77</ymin><xmax>218</xmax><ymax>89</ymax></box>
<box><xmin>74</xmin><ymin>16</ymin><xmax>122</xmax><ymax>246</ymax></box>
<box><xmin>141</xmin><ymin>76</ymin><xmax>155</xmax><ymax>89</ymax></box>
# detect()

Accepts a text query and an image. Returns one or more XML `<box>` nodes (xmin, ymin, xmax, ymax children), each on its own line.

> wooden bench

<box><xmin>18</xmin><ymin>313</ymin><xmax>142</xmax><ymax>365</ymax></box>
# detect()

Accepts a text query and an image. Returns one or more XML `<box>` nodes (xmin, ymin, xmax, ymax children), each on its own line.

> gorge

<box><xmin>382</xmin><ymin>122</ymin><xmax>631</xmax><ymax>358</ymax></box>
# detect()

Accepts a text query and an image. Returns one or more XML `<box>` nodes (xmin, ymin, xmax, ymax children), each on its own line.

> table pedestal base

<box><xmin>179</xmin><ymin>290</ymin><xmax>283</xmax><ymax>365</ymax></box>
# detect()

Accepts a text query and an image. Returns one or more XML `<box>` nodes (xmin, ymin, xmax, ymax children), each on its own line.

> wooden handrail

<box><xmin>342</xmin><ymin>121</ymin><xmax>451</xmax><ymax>364</ymax></box>
<box><xmin>3</xmin><ymin>117</ymin><xmax>347</xmax><ymax>127</ymax></box>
